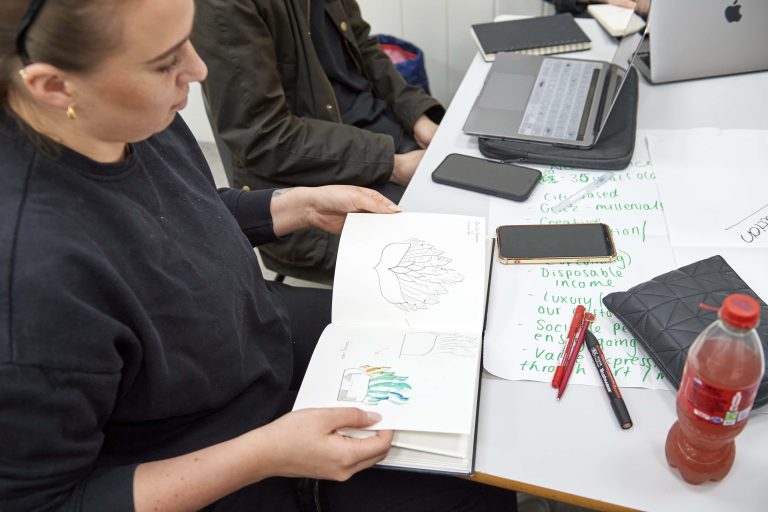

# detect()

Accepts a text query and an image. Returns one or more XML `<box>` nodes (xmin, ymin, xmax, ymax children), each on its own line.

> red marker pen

<box><xmin>552</xmin><ymin>305</ymin><xmax>585</xmax><ymax>388</ymax></box>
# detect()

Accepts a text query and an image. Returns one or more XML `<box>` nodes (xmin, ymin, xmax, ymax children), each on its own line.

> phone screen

<box><xmin>431</xmin><ymin>153</ymin><xmax>541</xmax><ymax>201</ymax></box>
<box><xmin>496</xmin><ymin>223</ymin><xmax>616</xmax><ymax>264</ymax></box>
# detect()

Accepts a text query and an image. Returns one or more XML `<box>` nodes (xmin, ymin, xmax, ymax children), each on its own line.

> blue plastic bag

<box><xmin>377</xmin><ymin>34</ymin><xmax>431</xmax><ymax>95</ymax></box>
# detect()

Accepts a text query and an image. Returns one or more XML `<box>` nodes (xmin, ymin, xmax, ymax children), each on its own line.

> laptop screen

<box><xmin>595</xmin><ymin>18</ymin><xmax>647</xmax><ymax>137</ymax></box>
<box><xmin>644</xmin><ymin>0</ymin><xmax>768</xmax><ymax>83</ymax></box>
<box><xmin>462</xmin><ymin>9</ymin><xmax>649</xmax><ymax>147</ymax></box>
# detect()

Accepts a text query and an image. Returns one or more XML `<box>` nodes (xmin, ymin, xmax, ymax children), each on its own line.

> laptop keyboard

<box><xmin>519</xmin><ymin>58</ymin><xmax>602</xmax><ymax>141</ymax></box>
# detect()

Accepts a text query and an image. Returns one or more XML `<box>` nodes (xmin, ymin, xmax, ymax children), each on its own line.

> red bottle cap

<box><xmin>721</xmin><ymin>294</ymin><xmax>761</xmax><ymax>329</ymax></box>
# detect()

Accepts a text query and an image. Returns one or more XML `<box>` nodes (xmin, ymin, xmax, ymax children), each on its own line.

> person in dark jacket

<box><xmin>192</xmin><ymin>0</ymin><xmax>445</xmax><ymax>283</ymax></box>
<box><xmin>0</xmin><ymin>1</ymin><xmax>517</xmax><ymax>510</ymax></box>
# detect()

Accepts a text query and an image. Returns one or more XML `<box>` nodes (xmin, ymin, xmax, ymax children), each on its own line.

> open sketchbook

<box><xmin>293</xmin><ymin>212</ymin><xmax>492</xmax><ymax>475</ymax></box>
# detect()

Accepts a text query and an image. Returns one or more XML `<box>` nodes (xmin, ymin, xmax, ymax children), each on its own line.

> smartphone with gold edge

<box><xmin>496</xmin><ymin>223</ymin><xmax>617</xmax><ymax>264</ymax></box>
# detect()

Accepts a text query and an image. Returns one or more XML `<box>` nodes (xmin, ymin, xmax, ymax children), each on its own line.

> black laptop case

<box><xmin>478</xmin><ymin>68</ymin><xmax>639</xmax><ymax>170</ymax></box>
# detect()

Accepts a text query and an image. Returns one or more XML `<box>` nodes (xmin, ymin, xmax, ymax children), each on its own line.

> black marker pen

<box><xmin>585</xmin><ymin>330</ymin><xmax>633</xmax><ymax>430</ymax></box>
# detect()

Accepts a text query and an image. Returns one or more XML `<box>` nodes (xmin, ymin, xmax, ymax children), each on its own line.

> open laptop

<box><xmin>463</xmin><ymin>18</ymin><xmax>645</xmax><ymax>149</ymax></box>
<box><xmin>635</xmin><ymin>0</ymin><xmax>768</xmax><ymax>84</ymax></box>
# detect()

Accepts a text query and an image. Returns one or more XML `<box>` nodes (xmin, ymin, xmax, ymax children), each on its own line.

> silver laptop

<box><xmin>635</xmin><ymin>0</ymin><xmax>768</xmax><ymax>84</ymax></box>
<box><xmin>463</xmin><ymin>19</ymin><xmax>645</xmax><ymax>149</ymax></box>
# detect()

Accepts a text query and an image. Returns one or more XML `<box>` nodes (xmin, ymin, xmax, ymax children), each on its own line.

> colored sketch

<box><xmin>337</xmin><ymin>365</ymin><xmax>412</xmax><ymax>405</ymax></box>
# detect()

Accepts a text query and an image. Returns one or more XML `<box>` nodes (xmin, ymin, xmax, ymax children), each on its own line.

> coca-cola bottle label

<box><xmin>679</xmin><ymin>368</ymin><xmax>759</xmax><ymax>426</ymax></box>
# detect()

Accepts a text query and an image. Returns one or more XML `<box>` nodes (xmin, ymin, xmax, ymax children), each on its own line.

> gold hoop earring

<box><xmin>18</xmin><ymin>68</ymin><xmax>29</xmax><ymax>81</ymax></box>
<box><xmin>66</xmin><ymin>106</ymin><xmax>77</xmax><ymax>121</ymax></box>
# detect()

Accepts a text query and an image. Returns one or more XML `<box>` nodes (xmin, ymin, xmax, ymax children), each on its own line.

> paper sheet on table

<box><xmin>646</xmin><ymin>129</ymin><xmax>768</xmax><ymax>248</ymax></box>
<box><xmin>483</xmin><ymin>138</ymin><xmax>676</xmax><ymax>389</ymax></box>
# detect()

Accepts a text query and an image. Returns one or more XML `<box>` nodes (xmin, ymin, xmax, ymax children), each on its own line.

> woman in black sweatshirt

<box><xmin>0</xmin><ymin>0</ymin><xmax>517</xmax><ymax>510</ymax></box>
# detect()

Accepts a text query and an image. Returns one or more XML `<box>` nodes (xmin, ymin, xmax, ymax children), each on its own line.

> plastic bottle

<box><xmin>665</xmin><ymin>293</ymin><xmax>764</xmax><ymax>484</ymax></box>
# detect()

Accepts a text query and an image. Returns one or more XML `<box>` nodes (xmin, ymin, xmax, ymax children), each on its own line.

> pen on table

<box><xmin>556</xmin><ymin>312</ymin><xmax>595</xmax><ymax>400</ymax></box>
<box><xmin>552</xmin><ymin>305</ymin><xmax>585</xmax><ymax>388</ymax></box>
<box><xmin>584</xmin><ymin>330</ymin><xmax>633</xmax><ymax>430</ymax></box>
<box><xmin>550</xmin><ymin>172</ymin><xmax>612</xmax><ymax>213</ymax></box>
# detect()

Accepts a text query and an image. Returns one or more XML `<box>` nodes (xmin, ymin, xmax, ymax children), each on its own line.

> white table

<box><xmin>400</xmin><ymin>19</ymin><xmax>768</xmax><ymax>512</ymax></box>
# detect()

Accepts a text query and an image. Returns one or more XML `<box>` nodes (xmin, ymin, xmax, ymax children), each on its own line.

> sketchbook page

<box><xmin>378</xmin><ymin>411</ymin><xmax>475</xmax><ymax>474</ymax></box>
<box><xmin>341</xmin><ymin>429</ymin><xmax>469</xmax><ymax>458</ymax></box>
<box><xmin>332</xmin><ymin>212</ymin><xmax>488</xmax><ymax>332</ymax></box>
<box><xmin>293</xmin><ymin>323</ymin><xmax>482</xmax><ymax>434</ymax></box>
<box><xmin>377</xmin><ymin>387</ymin><xmax>477</xmax><ymax>473</ymax></box>
<box><xmin>392</xmin><ymin>430</ymin><xmax>468</xmax><ymax>458</ymax></box>
<box><xmin>646</xmin><ymin>129</ymin><xmax>768</xmax><ymax>249</ymax></box>
<box><xmin>379</xmin><ymin>443</ymin><xmax>472</xmax><ymax>475</ymax></box>
<box><xmin>483</xmin><ymin>136</ymin><xmax>677</xmax><ymax>389</ymax></box>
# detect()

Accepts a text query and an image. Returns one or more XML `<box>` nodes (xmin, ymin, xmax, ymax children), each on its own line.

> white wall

<box><xmin>183</xmin><ymin>0</ymin><xmax>553</xmax><ymax>143</ymax></box>
<box><xmin>183</xmin><ymin>82</ymin><xmax>215</xmax><ymax>143</ymax></box>
<box><xmin>356</xmin><ymin>0</ymin><xmax>553</xmax><ymax>106</ymax></box>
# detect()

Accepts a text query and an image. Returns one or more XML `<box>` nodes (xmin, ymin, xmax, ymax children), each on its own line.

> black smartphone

<box><xmin>496</xmin><ymin>223</ymin><xmax>617</xmax><ymax>264</ymax></box>
<box><xmin>431</xmin><ymin>153</ymin><xmax>541</xmax><ymax>201</ymax></box>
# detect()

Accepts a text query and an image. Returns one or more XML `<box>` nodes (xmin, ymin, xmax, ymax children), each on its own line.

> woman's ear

<box><xmin>16</xmin><ymin>63</ymin><xmax>75</xmax><ymax>111</ymax></box>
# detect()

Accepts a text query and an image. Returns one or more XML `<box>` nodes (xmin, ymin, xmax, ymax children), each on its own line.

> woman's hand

<box><xmin>133</xmin><ymin>408</ymin><xmax>392</xmax><ymax>511</ymax></box>
<box><xmin>253</xmin><ymin>408</ymin><xmax>394</xmax><ymax>481</ymax></box>
<box><xmin>270</xmin><ymin>185</ymin><xmax>400</xmax><ymax>237</ymax></box>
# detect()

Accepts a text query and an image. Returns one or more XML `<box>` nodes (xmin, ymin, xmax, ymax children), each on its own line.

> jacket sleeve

<box><xmin>217</xmin><ymin>187</ymin><xmax>280</xmax><ymax>246</ymax></box>
<box><xmin>192</xmin><ymin>0</ymin><xmax>395</xmax><ymax>188</ymax></box>
<box><xmin>342</xmin><ymin>0</ymin><xmax>445</xmax><ymax>130</ymax></box>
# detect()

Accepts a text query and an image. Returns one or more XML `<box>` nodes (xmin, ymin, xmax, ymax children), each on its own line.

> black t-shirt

<box><xmin>548</xmin><ymin>0</ymin><xmax>589</xmax><ymax>15</ymax></box>
<box><xmin>0</xmin><ymin>113</ymin><xmax>294</xmax><ymax>511</ymax></box>
<box><xmin>310</xmin><ymin>0</ymin><xmax>408</xmax><ymax>148</ymax></box>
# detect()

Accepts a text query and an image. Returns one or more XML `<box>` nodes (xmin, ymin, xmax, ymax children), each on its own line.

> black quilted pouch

<box><xmin>603</xmin><ymin>255</ymin><xmax>768</xmax><ymax>409</ymax></box>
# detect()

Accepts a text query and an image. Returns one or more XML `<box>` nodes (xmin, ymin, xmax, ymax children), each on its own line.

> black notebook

<box><xmin>471</xmin><ymin>14</ymin><xmax>591</xmax><ymax>62</ymax></box>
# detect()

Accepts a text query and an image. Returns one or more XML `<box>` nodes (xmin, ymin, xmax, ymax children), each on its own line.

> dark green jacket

<box><xmin>193</xmin><ymin>0</ymin><xmax>443</xmax><ymax>281</ymax></box>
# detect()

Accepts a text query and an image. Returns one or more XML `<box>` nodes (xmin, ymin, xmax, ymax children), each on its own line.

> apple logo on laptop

<box><xmin>725</xmin><ymin>0</ymin><xmax>743</xmax><ymax>22</ymax></box>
